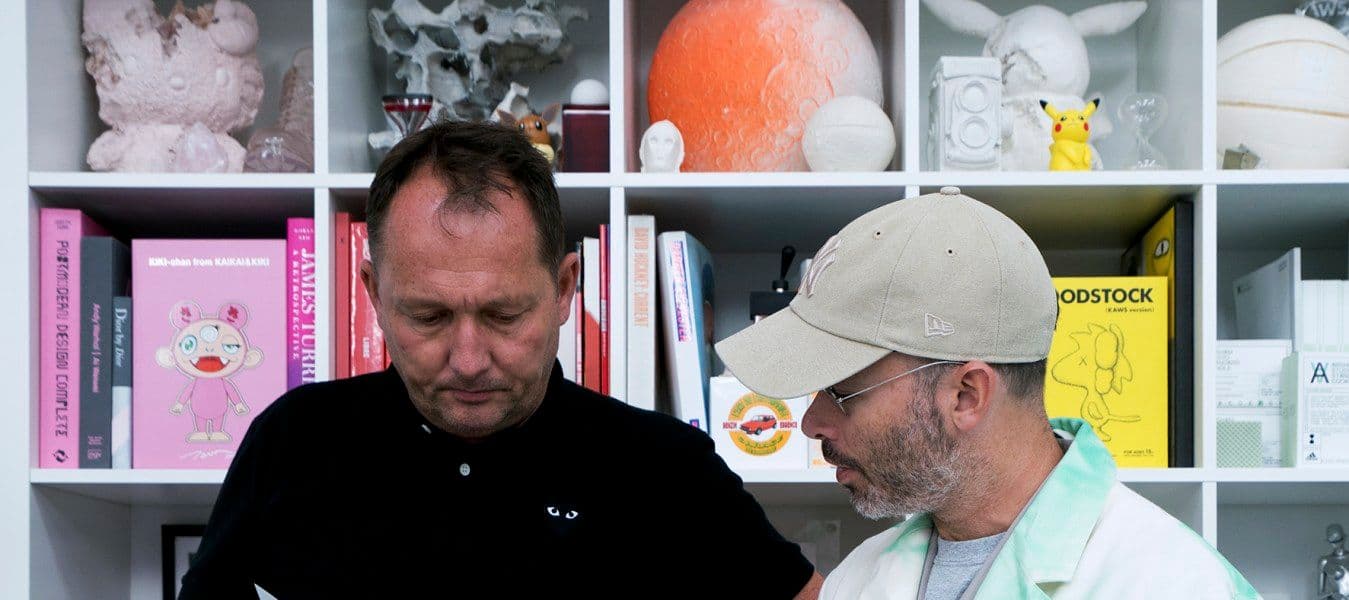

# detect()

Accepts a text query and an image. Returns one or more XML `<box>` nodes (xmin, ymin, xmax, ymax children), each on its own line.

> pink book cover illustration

<box><xmin>39</xmin><ymin>208</ymin><xmax>106</xmax><ymax>468</ymax></box>
<box><xmin>132</xmin><ymin>239</ymin><xmax>286</xmax><ymax>469</ymax></box>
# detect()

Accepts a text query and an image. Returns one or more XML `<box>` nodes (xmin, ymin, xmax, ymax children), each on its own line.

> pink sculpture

<box><xmin>82</xmin><ymin>0</ymin><xmax>265</xmax><ymax>172</ymax></box>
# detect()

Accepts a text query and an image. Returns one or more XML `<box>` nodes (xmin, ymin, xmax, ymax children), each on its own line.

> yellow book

<box><xmin>1046</xmin><ymin>277</ymin><xmax>1169</xmax><ymax>467</ymax></box>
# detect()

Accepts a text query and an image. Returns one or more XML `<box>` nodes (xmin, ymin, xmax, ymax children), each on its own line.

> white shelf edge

<box><xmin>320</xmin><ymin>172</ymin><xmax>615</xmax><ymax>191</ymax></box>
<box><xmin>618</xmin><ymin>170</ymin><xmax>1212</xmax><ymax>189</ymax></box>
<box><xmin>323</xmin><ymin>172</ymin><xmax>374</xmax><ymax>190</ymax></box>
<box><xmin>1212</xmin><ymin>169</ymin><xmax>1349</xmax><ymax>186</ymax></box>
<box><xmin>909</xmin><ymin>170</ymin><xmax>1210</xmax><ymax>188</ymax></box>
<box><xmin>1212</xmin><ymin>468</ymin><xmax>1349</xmax><ymax>483</ymax></box>
<box><xmin>620</xmin><ymin>171</ymin><xmax>907</xmax><ymax>189</ymax></box>
<box><xmin>29</xmin><ymin>172</ymin><xmax>319</xmax><ymax>190</ymax></box>
<box><xmin>555</xmin><ymin>173</ymin><xmax>617</xmax><ymax>188</ymax></box>
<box><xmin>738</xmin><ymin>468</ymin><xmax>838</xmax><ymax>484</ymax></box>
<box><xmin>1117</xmin><ymin>468</ymin><xmax>1211</xmax><ymax>483</ymax></box>
<box><xmin>28</xmin><ymin>170</ymin><xmax>1349</xmax><ymax>193</ymax></box>
<box><xmin>30</xmin><ymin>469</ymin><xmax>225</xmax><ymax>486</ymax></box>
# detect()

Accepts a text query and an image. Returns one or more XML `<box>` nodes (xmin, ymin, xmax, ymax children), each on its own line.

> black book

<box><xmin>1122</xmin><ymin>201</ymin><xmax>1195</xmax><ymax>468</ymax></box>
<box><xmin>79</xmin><ymin>237</ymin><xmax>130</xmax><ymax>468</ymax></box>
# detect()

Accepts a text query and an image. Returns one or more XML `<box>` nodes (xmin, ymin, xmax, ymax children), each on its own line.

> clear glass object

<box><xmin>244</xmin><ymin>48</ymin><xmax>315</xmax><ymax>173</ymax></box>
<box><xmin>1117</xmin><ymin>93</ymin><xmax>1169</xmax><ymax>171</ymax></box>
<box><xmin>382</xmin><ymin>94</ymin><xmax>434</xmax><ymax>138</ymax></box>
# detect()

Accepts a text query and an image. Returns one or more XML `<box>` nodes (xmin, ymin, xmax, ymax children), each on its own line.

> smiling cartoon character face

<box><xmin>156</xmin><ymin>301</ymin><xmax>263</xmax><ymax>378</ymax></box>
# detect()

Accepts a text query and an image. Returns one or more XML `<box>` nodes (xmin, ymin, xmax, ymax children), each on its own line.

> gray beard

<box><xmin>846</xmin><ymin>396</ymin><xmax>966</xmax><ymax>520</ymax></box>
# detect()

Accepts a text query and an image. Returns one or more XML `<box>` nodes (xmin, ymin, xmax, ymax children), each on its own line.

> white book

<box><xmin>557</xmin><ymin>285</ymin><xmax>578</xmax><ymax>383</ymax></box>
<box><xmin>1299</xmin><ymin>281</ymin><xmax>1349</xmax><ymax>353</ymax></box>
<box><xmin>1343</xmin><ymin>282</ymin><xmax>1349</xmax><ymax>354</ymax></box>
<box><xmin>1233</xmin><ymin>248</ymin><xmax>1301</xmax><ymax>342</ymax></box>
<box><xmin>1326</xmin><ymin>281</ymin><xmax>1348</xmax><ymax>353</ymax></box>
<box><xmin>582</xmin><ymin>237</ymin><xmax>604</xmax><ymax>396</ymax></box>
<box><xmin>111</xmin><ymin>297</ymin><xmax>132</xmax><ymax>469</ymax></box>
<box><xmin>708</xmin><ymin>376</ymin><xmax>809</xmax><ymax>470</ymax></box>
<box><xmin>626</xmin><ymin>215</ymin><xmax>658</xmax><ymax>411</ymax></box>
<box><xmin>1216</xmin><ymin>339</ymin><xmax>1291</xmax><ymax>467</ymax></box>
<box><xmin>1300</xmin><ymin>280</ymin><xmax>1324</xmax><ymax>352</ymax></box>
<box><xmin>657</xmin><ymin>231</ymin><xmax>714</xmax><ymax>432</ymax></box>
<box><xmin>1282</xmin><ymin>351</ymin><xmax>1349</xmax><ymax>467</ymax></box>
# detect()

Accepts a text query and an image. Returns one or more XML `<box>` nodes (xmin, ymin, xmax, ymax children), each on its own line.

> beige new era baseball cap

<box><xmin>715</xmin><ymin>187</ymin><xmax>1058</xmax><ymax>399</ymax></box>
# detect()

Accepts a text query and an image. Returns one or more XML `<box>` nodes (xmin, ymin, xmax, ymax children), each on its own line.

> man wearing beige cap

<box><xmin>716</xmin><ymin>188</ymin><xmax>1257</xmax><ymax>599</ymax></box>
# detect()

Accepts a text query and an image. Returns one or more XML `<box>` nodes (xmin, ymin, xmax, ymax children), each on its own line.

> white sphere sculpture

<box><xmin>802</xmin><ymin>96</ymin><xmax>896</xmax><ymax>172</ymax></box>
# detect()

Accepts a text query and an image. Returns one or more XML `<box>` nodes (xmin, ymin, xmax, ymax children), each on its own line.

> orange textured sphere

<box><xmin>648</xmin><ymin>0</ymin><xmax>883</xmax><ymax>172</ymax></box>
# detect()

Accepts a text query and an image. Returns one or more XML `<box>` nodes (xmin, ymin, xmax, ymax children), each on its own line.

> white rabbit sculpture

<box><xmin>922</xmin><ymin>0</ymin><xmax>1147</xmax><ymax>171</ymax></box>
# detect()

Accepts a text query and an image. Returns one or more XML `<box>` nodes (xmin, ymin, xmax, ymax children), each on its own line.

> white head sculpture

<box><xmin>922</xmin><ymin>0</ymin><xmax>1147</xmax><ymax>98</ymax></box>
<box><xmin>640</xmin><ymin>120</ymin><xmax>685</xmax><ymax>173</ymax></box>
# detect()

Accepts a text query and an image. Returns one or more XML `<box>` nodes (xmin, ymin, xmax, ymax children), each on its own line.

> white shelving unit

<box><xmin>4</xmin><ymin>0</ymin><xmax>1348</xmax><ymax>597</ymax></box>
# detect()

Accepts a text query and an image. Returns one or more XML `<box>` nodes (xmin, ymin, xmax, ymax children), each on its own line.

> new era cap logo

<box><xmin>802</xmin><ymin>235</ymin><xmax>841</xmax><ymax>298</ymax></box>
<box><xmin>925</xmin><ymin>314</ymin><xmax>955</xmax><ymax>337</ymax></box>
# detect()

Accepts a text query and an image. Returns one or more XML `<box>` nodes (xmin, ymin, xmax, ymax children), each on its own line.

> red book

<box><xmin>39</xmin><ymin>208</ymin><xmax>106</xmax><ymax>468</ymax></box>
<box><xmin>599</xmin><ymin>225</ymin><xmax>610</xmax><ymax>396</ymax></box>
<box><xmin>350</xmin><ymin>222</ymin><xmax>386</xmax><ymax>375</ymax></box>
<box><xmin>334</xmin><ymin>212</ymin><xmax>351</xmax><ymax>379</ymax></box>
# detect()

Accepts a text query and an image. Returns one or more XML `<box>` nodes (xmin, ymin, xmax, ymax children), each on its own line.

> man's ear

<box><xmin>555</xmin><ymin>251</ymin><xmax>580</xmax><ymax>327</ymax></box>
<box><xmin>950</xmin><ymin>361</ymin><xmax>996</xmax><ymax>433</ymax></box>
<box><xmin>360</xmin><ymin>258</ymin><xmax>381</xmax><ymax>315</ymax></box>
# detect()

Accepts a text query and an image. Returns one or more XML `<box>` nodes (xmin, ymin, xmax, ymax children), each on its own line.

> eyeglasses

<box><xmin>822</xmin><ymin>360</ymin><xmax>962</xmax><ymax>414</ymax></box>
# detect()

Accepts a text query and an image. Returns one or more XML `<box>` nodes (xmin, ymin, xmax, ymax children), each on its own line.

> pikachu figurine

<box><xmin>1040</xmin><ymin>98</ymin><xmax>1099</xmax><ymax>171</ymax></box>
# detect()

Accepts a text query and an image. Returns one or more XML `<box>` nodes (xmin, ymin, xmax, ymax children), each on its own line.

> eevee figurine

<box><xmin>497</xmin><ymin>103</ymin><xmax>562</xmax><ymax>166</ymax></box>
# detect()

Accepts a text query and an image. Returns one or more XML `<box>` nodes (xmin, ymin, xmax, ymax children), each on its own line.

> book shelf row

<box><xmin>31</xmin><ymin>0</ymin><xmax>1349</xmax><ymax>175</ymax></box>
<box><xmin>36</xmin><ymin>189</ymin><xmax>1349</xmax><ymax>473</ymax></box>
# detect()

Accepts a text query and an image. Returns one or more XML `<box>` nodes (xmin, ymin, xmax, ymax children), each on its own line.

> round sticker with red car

<box><xmin>722</xmin><ymin>393</ymin><xmax>798</xmax><ymax>456</ymax></box>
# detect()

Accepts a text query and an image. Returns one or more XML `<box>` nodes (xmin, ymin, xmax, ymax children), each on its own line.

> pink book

<box><xmin>39</xmin><ymin>208</ymin><xmax>106</xmax><ymax>468</ymax></box>
<box><xmin>131</xmin><ymin>239</ymin><xmax>286</xmax><ymax>469</ymax></box>
<box><xmin>286</xmin><ymin>218</ymin><xmax>316</xmax><ymax>389</ymax></box>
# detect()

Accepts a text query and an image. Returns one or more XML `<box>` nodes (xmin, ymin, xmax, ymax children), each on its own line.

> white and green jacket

<box><xmin>821</xmin><ymin>418</ymin><xmax>1259</xmax><ymax>600</ymax></box>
